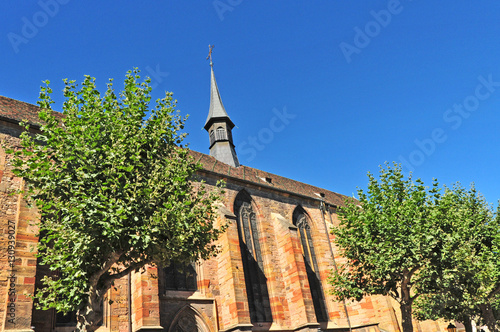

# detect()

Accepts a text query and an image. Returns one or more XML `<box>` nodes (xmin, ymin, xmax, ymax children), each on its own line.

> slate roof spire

<box><xmin>204</xmin><ymin>60</ymin><xmax>235</xmax><ymax>131</ymax></box>
<box><xmin>204</xmin><ymin>45</ymin><xmax>239</xmax><ymax>167</ymax></box>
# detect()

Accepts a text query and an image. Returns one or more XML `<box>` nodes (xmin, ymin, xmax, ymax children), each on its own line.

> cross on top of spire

<box><xmin>207</xmin><ymin>44</ymin><xmax>214</xmax><ymax>67</ymax></box>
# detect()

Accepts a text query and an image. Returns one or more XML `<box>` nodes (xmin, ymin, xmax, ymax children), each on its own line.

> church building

<box><xmin>0</xmin><ymin>62</ymin><xmax>446</xmax><ymax>332</ymax></box>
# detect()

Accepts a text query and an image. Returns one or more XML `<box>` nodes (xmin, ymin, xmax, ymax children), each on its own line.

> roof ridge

<box><xmin>189</xmin><ymin>150</ymin><xmax>350</xmax><ymax>207</ymax></box>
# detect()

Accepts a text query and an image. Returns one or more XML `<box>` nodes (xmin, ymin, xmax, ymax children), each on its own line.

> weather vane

<box><xmin>207</xmin><ymin>44</ymin><xmax>214</xmax><ymax>66</ymax></box>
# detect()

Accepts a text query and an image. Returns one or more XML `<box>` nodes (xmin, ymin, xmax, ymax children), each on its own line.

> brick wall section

<box><xmin>1</xmin><ymin>134</ymin><xmax>39</xmax><ymax>331</ymax></box>
<box><xmin>107</xmin><ymin>273</ymin><xmax>130</xmax><ymax>332</ymax></box>
<box><xmin>195</xmin><ymin>171</ymin><xmax>397</xmax><ymax>332</ymax></box>
<box><xmin>0</xmin><ymin>96</ymin><xmax>451</xmax><ymax>332</ymax></box>
<box><xmin>131</xmin><ymin>265</ymin><xmax>162</xmax><ymax>330</ymax></box>
<box><xmin>250</xmin><ymin>194</ymin><xmax>286</xmax><ymax>328</ymax></box>
<box><xmin>212</xmin><ymin>210</ymin><xmax>251</xmax><ymax>330</ymax></box>
<box><xmin>271</xmin><ymin>212</ymin><xmax>314</xmax><ymax>328</ymax></box>
<box><xmin>4</xmin><ymin>197</ymin><xmax>39</xmax><ymax>331</ymax></box>
<box><xmin>0</xmin><ymin>143</ymin><xmax>11</xmax><ymax>329</ymax></box>
<box><xmin>0</xmin><ymin>98</ymin><xmax>52</xmax><ymax>332</ymax></box>
<box><xmin>195</xmin><ymin>173</ymin><xmax>358</xmax><ymax>331</ymax></box>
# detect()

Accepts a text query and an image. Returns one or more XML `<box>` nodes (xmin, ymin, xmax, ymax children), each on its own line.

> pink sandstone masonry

<box><xmin>1</xmin><ymin>125</ymin><xmax>39</xmax><ymax>332</ymax></box>
<box><xmin>0</xmin><ymin>96</ymin><xmax>450</xmax><ymax>332</ymax></box>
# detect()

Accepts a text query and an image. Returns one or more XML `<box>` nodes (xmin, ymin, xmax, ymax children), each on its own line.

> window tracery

<box><xmin>234</xmin><ymin>192</ymin><xmax>272</xmax><ymax>323</ymax></box>
<box><xmin>169</xmin><ymin>307</ymin><xmax>210</xmax><ymax>332</ymax></box>
<box><xmin>293</xmin><ymin>207</ymin><xmax>328</xmax><ymax>322</ymax></box>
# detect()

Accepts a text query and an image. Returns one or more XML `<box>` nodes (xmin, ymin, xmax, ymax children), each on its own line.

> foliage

<box><xmin>329</xmin><ymin>163</ymin><xmax>443</xmax><ymax>332</ymax></box>
<box><xmin>329</xmin><ymin>162</ymin><xmax>500</xmax><ymax>332</ymax></box>
<box><xmin>414</xmin><ymin>184</ymin><xmax>500</xmax><ymax>332</ymax></box>
<box><xmin>8</xmin><ymin>69</ymin><xmax>225</xmax><ymax>331</ymax></box>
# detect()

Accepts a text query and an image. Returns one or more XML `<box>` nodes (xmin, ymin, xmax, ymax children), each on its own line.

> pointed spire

<box><xmin>204</xmin><ymin>46</ymin><xmax>239</xmax><ymax>167</ymax></box>
<box><xmin>204</xmin><ymin>65</ymin><xmax>235</xmax><ymax>130</ymax></box>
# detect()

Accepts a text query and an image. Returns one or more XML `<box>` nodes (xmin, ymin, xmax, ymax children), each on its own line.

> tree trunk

<box><xmin>462</xmin><ymin>316</ymin><xmax>473</xmax><ymax>332</ymax></box>
<box><xmin>76</xmin><ymin>287</ymin><xmax>104</xmax><ymax>332</ymax></box>
<box><xmin>479</xmin><ymin>303</ymin><xmax>498</xmax><ymax>332</ymax></box>
<box><xmin>400</xmin><ymin>302</ymin><xmax>414</xmax><ymax>332</ymax></box>
<box><xmin>400</xmin><ymin>270</ymin><xmax>414</xmax><ymax>332</ymax></box>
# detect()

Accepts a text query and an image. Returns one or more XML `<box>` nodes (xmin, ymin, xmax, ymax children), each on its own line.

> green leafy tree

<box><xmin>329</xmin><ymin>163</ymin><xmax>444</xmax><ymax>332</ymax></box>
<box><xmin>414</xmin><ymin>292</ymin><xmax>478</xmax><ymax>332</ymax></box>
<box><xmin>8</xmin><ymin>70</ymin><xmax>225</xmax><ymax>331</ymax></box>
<box><xmin>414</xmin><ymin>184</ymin><xmax>500</xmax><ymax>332</ymax></box>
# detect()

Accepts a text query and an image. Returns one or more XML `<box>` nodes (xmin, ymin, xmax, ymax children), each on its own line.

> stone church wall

<box><xmin>0</xmin><ymin>96</ymin><xmax>449</xmax><ymax>332</ymax></box>
<box><xmin>1</xmin><ymin>121</ymin><xmax>40</xmax><ymax>331</ymax></box>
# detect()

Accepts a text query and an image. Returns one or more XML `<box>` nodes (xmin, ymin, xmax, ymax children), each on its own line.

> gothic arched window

<box><xmin>170</xmin><ymin>307</ymin><xmax>211</xmax><ymax>332</ymax></box>
<box><xmin>234</xmin><ymin>191</ymin><xmax>272</xmax><ymax>323</ymax></box>
<box><xmin>172</xmin><ymin>314</ymin><xmax>197</xmax><ymax>332</ymax></box>
<box><xmin>293</xmin><ymin>207</ymin><xmax>328</xmax><ymax>322</ymax></box>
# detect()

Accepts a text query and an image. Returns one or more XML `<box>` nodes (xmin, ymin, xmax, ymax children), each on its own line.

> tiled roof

<box><xmin>0</xmin><ymin>95</ymin><xmax>63</xmax><ymax>127</ymax></box>
<box><xmin>0</xmin><ymin>95</ymin><xmax>348</xmax><ymax>207</ymax></box>
<box><xmin>191</xmin><ymin>150</ymin><xmax>349</xmax><ymax>207</ymax></box>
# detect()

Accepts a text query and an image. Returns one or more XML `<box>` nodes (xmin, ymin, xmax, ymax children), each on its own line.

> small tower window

<box><xmin>216</xmin><ymin>126</ymin><xmax>227</xmax><ymax>141</ymax></box>
<box><xmin>209</xmin><ymin>130</ymin><xmax>215</xmax><ymax>146</ymax></box>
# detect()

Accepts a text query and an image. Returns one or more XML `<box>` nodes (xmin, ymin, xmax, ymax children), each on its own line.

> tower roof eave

<box><xmin>204</xmin><ymin>116</ymin><xmax>235</xmax><ymax>131</ymax></box>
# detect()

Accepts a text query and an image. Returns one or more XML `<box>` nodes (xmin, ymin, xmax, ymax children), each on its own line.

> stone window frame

<box><xmin>234</xmin><ymin>190</ymin><xmax>273</xmax><ymax>323</ymax></box>
<box><xmin>162</xmin><ymin>261</ymin><xmax>198</xmax><ymax>292</ymax></box>
<box><xmin>292</xmin><ymin>206</ymin><xmax>328</xmax><ymax>322</ymax></box>
<box><xmin>168</xmin><ymin>305</ymin><xmax>211</xmax><ymax>332</ymax></box>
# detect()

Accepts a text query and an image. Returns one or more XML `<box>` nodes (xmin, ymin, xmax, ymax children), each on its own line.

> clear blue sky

<box><xmin>2</xmin><ymin>1</ymin><xmax>500</xmax><ymax>204</ymax></box>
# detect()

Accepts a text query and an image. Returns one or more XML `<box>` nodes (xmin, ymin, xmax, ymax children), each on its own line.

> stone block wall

<box><xmin>104</xmin><ymin>273</ymin><xmax>130</xmax><ymax>332</ymax></box>
<box><xmin>0</xmin><ymin>110</ymin><xmax>450</xmax><ymax>331</ymax></box>
<box><xmin>191</xmin><ymin>171</ymin><xmax>395</xmax><ymax>332</ymax></box>
<box><xmin>131</xmin><ymin>266</ymin><xmax>162</xmax><ymax>330</ymax></box>
<box><xmin>1</xmin><ymin>130</ymin><xmax>40</xmax><ymax>332</ymax></box>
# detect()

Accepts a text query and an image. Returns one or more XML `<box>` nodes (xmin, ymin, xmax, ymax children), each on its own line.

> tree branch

<box><xmin>407</xmin><ymin>265</ymin><xmax>419</xmax><ymax>279</ymax></box>
<box><xmin>88</xmin><ymin>250</ymin><xmax>124</xmax><ymax>288</ymax></box>
<box><xmin>389</xmin><ymin>288</ymin><xmax>400</xmax><ymax>302</ymax></box>
<box><xmin>101</xmin><ymin>258</ymin><xmax>153</xmax><ymax>290</ymax></box>
<box><xmin>488</xmin><ymin>283</ymin><xmax>500</xmax><ymax>299</ymax></box>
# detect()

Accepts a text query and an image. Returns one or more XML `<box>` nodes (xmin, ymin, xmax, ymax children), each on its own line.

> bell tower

<box><xmin>204</xmin><ymin>46</ymin><xmax>240</xmax><ymax>167</ymax></box>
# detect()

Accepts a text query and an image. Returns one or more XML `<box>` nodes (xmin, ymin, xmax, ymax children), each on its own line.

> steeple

<box><xmin>204</xmin><ymin>45</ymin><xmax>239</xmax><ymax>167</ymax></box>
<box><xmin>204</xmin><ymin>65</ymin><xmax>235</xmax><ymax>131</ymax></box>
